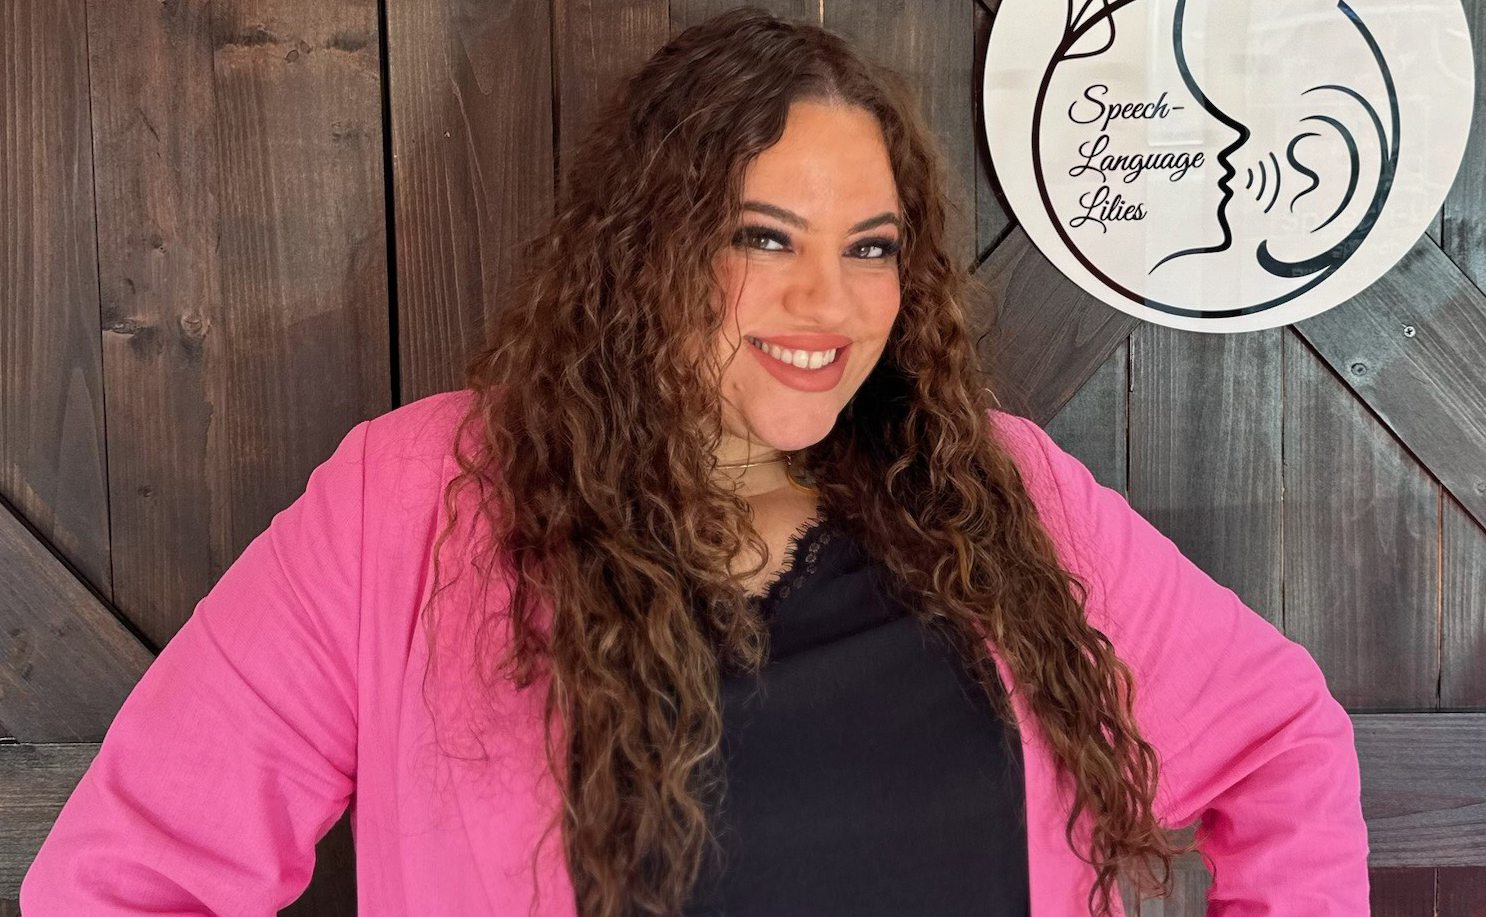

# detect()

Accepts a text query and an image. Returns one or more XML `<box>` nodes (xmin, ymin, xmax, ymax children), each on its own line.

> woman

<box><xmin>20</xmin><ymin>7</ymin><xmax>1367</xmax><ymax>916</ymax></box>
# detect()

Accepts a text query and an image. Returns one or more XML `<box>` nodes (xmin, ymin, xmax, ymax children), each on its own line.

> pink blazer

<box><xmin>20</xmin><ymin>388</ymin><xmax>1369</xmax><ymax>915</ymax></box>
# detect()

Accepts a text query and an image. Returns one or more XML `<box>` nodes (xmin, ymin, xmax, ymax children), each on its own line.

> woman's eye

<box><xmin>734</xmin><ymin>227</ymin><xmax>788</xmax><ymax>252</ymax></box>
<box><xmin>853</xmin><ymin>237</ymin><xmax>902</xmax><ymax>260</ymax></box>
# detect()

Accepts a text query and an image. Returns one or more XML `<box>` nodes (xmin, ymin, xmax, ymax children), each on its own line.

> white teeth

<box><xmin>746</xmin><ymin>336</ymin><xmax>839</xmax><ymax>370</ymax></box>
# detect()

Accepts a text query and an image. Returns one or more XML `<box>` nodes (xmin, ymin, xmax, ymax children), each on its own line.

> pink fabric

<box><xmin>20</xmin><ymin>388</ymin><xmax>1369</xmax><ymax>916</ymax></box>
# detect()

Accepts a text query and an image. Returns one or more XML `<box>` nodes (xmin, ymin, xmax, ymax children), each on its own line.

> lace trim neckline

<box><xmin>745</xmin><ymin>508</ymin><xmax>833</xmax><ymax>610</ymax></box>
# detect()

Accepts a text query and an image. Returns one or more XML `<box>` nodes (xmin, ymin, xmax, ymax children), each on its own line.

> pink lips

<box><xmin>746</xmin><ymin>338</ymin><xmax>850</xmax><ymax>393</ymax></box>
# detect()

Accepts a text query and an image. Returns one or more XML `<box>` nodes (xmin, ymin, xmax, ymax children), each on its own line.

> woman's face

<box><xmin>711</xmin><ymin>100</ymin><xmax>903</xmax><ymax>458</ymax></box>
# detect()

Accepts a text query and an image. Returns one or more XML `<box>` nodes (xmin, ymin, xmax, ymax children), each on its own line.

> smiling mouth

<box><xmin>744</xmin><ymin>336</ymin><xmax>843</xmax><ymax>370</ymax></box>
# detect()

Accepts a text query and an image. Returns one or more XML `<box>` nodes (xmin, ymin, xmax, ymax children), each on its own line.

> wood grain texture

<box><xmin>1357</xmin><ymin>713</ymin><xmax>1486</xmax><ymax>867</ymax></box>
<box><xmin>1443</xmin><ymin>496</ymin><xmax>1486</xmax><ymax>708</ymax></box>
<box><xmin>85</xmin><ymin>0</ymin><xmax>221</xmax><ymax>650</ymax></box>
<box><xmin>1129</xmin><ymin>326</ymin><xmax>1283</xmax><ymax>624</ymax></box>
<box><xmin>971</xmin><ymin>226</ymin><xmax>1138</xmax><ymax>425</ymax></box>
<box><xmin>87</xmin><ymin>0</ymin><xmax>392</xmax><ymax>650</ymax></box>
<box><xmin>1441</xmin><ymin>0</ymin><xmax>1486</xmax><ymax>291</ymax></box>
<box><xmin>0</xmin><ymin>742</ymin><xmax>97</xmax><ymax>896</ymax></box>
<box><xmin>1283</xmin><ymin>330</ymin><xmax>1439</xmax><ymax>710</ymax></box>
<box><xmin>0</xmin><ymin>0</ymin><xmax>110</xmax><ymax>596</ymax></box>
<box><xmin>1438</xmin><ymin>867</ymin><xmax>1486</xmax><ymax>914</ymax></box>
<box><xmin>973</xmin><ymin>0</ymin><xmax>1012</xmax><ymax>256</ymax></box>
<box><xmin>554</xmin><ymin>0</ymin><xmax>669</xmax><ymax>183</ymax></box>
<box><xmin>1368</xmin><ymin>867</ymin><xmax>1438</xmax><ymax>916</ymax></box>
<box><xmin>1044</xmin><ymin>338</ymin><xmax>1128</xmax><ymax>498</ymax></box>
<box><xmin>0</xmin><ymin>501</ymin><xmax>152</xmax><ymax>743</ymax></box>
<box><xmin>826</xmin><ymin>0</ymin><xmax>978</xmax><ymax>272</ymax></box>
<box><xmin>388</xmin><ymin>0</ymin><xmax>553</xmax><ymax>401</ymax></box>
<box><xmin>670</xmin><ymin>0</ymin><xmax>818</xmax><ymax>35</ymax></box>
<box><xmin>1294</xmin><ymin>237</ymin><xmax>1486</xmax><ymax>534</ymax></box>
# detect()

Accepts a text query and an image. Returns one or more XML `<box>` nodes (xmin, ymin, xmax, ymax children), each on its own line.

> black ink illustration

<box><xmin>1029</xmin><ymin>0</ymin><xmax>1401</xmax><ymax>319</ymax></box>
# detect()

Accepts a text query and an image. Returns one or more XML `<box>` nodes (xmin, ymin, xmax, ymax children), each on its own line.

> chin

<box><xmin>746</xmin><ymin>414</ymin><xmax>838</xmax><ymax>452</ymax></box>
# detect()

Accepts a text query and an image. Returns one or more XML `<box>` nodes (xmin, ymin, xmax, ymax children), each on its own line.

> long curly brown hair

<box><xmin>419</xmin><ymin>7</ymin><xmax>1202</xmax><ymax>916</ymax></box>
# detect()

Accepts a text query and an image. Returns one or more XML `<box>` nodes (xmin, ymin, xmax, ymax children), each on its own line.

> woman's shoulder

<box><xmin>984</xmin><ymin>407</ymin><xmax>1084</xmax><ymax>554</ymax></box>
<box><xmin>364</xmin><ymin>388</ymin><xmax>478</xmax><ymax>469</ymax></box>
<box><xmin>354</xmin><ymin>389</ymin><xmax>484</xmax><ymax>553</ymax></box>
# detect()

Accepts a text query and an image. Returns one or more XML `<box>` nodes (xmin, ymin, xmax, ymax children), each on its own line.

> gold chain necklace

<box><xmin>716</xmin><ymin>454</ymin><xmax>816</xmax><ymax>492</ymax></box>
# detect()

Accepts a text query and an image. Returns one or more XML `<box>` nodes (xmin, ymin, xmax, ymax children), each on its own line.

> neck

<box><xmin>713</xmin><ymin>437</ymin><xmax>800</xmax><ymax>494</ymax></box>
<box><xmin>715</xmin><ymin>457</ymin><xmax>788</xmax><ymax>498</ymax></box>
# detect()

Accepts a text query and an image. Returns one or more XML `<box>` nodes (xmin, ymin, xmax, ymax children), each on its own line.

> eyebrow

<box><xmin>742</xmin><ymin>200</ymin><xmax>903</xmax><ymax>234</ymax></box>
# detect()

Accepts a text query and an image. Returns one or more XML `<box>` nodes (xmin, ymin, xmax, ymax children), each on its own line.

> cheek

<box><xmin>723</xmin><ymin>269</ymin><xmax>776</xmax><ymax>324</ymax></box>
<box><xmin>871</xmin><ymin>285</ymin><xmax>902</xmax><ymax>335</ymax></box>
<box><xmin>714</xmin><ymin>259</ymin><xmax>760</xmax><ymax>334</ymax></box>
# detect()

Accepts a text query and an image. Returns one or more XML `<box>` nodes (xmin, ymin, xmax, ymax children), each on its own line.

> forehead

<box><xmin>742</xmin><ymin>101</ymin><xmax>899</xmax><ymax>212</ymax></box>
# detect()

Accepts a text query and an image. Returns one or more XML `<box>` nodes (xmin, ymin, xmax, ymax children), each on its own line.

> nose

<box><xmin>782</xmin><ymin>247</ymin><xmax>852</xmax><ymax>322</ymax></box>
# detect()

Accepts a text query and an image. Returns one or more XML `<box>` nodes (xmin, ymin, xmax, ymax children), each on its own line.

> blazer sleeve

<box><xmin>1005</xmin><ymin>413</ymin><xmax>1370</xmax><ymax>916</ymax></box>
<box><xmin>19</xmin><ymin>420</ymin><xmax>369</xmax><ymax>917</ymax></box>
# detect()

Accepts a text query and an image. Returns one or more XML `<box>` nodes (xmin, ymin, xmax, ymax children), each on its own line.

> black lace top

<box><xmin>682</xmin><ymin>510</ymin><xmax>1030</xmax><ymax>916</ymax></box>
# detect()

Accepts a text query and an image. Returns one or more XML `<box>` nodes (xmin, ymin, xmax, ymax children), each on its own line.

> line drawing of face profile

<box><xmin>983</xmin><ymin>0</ymin><xmax>1474</xmax><ymax>331</ymax></box>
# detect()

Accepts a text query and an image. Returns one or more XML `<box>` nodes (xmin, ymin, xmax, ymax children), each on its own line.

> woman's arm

<box><xmin>1004</xmin><ymin>412</ymin><xmax>1370</xmax><ymax>916</ymax></box>
<box><xmin>19</xmin><ymin>420</ymin><xmax>369</xmax><ymax>916</ymax></box>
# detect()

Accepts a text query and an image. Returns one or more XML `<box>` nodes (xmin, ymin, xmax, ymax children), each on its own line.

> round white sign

<box><xmin>982</xmin><ymin>0</ymin><xmax>1475</xmax><ymax>333</ymax></box>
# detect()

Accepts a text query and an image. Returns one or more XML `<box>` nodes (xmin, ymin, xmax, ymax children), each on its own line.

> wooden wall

<box><xmin>2</xmin><ymin>0</ymin><xmax>1482</xmax><ymax>912</ymax></box>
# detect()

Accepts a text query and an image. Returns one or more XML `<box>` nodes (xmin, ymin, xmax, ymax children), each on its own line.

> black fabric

<box><xmin>683</xmin><ymin>512</ymin><xmax>1030</xmax><ymax>916</ymax></box>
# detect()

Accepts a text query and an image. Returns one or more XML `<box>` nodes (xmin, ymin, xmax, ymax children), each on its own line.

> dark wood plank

<box><xmin>1369</xmin><ymin>867</ymin><xmax>1437</xmax><ymax>916</ymax></box>
<box><xmin>973</xmin><ymin>0</ymin><xmax>1012</xmax><ymax>257</ymax></box>
<box><xmin>826</xmin><ymin>0</ymin><xmax>977</xmax><ymax>272</ymax></box>
<box><xmin>84</xmin><ymin>0</ymin><xmax>220</xmax><ymax>645</ymax></box>
<box><xmin>86</xmin><ymin>0</ymin><xmax>393</xmax><ymax>649</ymax></box>
<box><xmin>1287</xmin><ymin>327</ymin><xmax>1429</xmax><ymax>917</ymax></box>
<box><xmin>1356</xmin><ymin>713</ymin><xmax>1486</xmax><ymax>867</ymax></box>
<box><xmin>970</xmin><ymin>226</ymin><xmax>1138</xmax><ymax>426</ymax></box>
<box><xmin>554</xmin><ymin>0</ymin><xmax>669</xmax><ymax>183</ymax></box>
<box><xmin>1129</xmin><ymin>326</ymin><xmax>1283</xmax><ymax>625</ymax></box>
<box><xmin>1440</xmin><ymin>0</ymin><xmax>1486</xmax><ymax>291</ymax></box>
<box><xmin>1044</xmin><ymin>339</ymin><xmax>1127</xmax><ymax>498</ymax></box>
<box><xmin>1283</xmin><ymin>330</ymin><xmax>1439</xmax><ymax>709</ymax></box>
<box><xmin>389</xmin><ymin>0</ymin><xmax>553</xmax><ymax>401</ymax></box>
<box><xmin>1443</xmin><ymin>496</ymin><xmax>1486</xmax><ymax>708</ymax></box>
<box><xmin>670</xmin><ymin>0</ymin><xmax>817</xmax><ymax>34</ymax></box>
<box><xmin>1438</xmin><ymin>867</ymin><xmax>1486</xmax><ymax>915</ymax></box>
<box><xmin>0</xmin><ymin>0</ymin><xmax>110</xmax><ymax>593</ymax></box>
<box><xmin>0</xmin><ymin>743</ymin><xmax>97</xmax><ymax>895</ymax></box>
<box><xmin>0</xmin><ymin>499</ymin><xmax>152</xmax><ymax>743</ymax></box>
<box><xmin>1294</xmin><ymin>237</ymin><xmax>1486</xmax><ymax>533</ymax></box>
